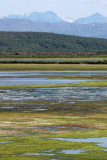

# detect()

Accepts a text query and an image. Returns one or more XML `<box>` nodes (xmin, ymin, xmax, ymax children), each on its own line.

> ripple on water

<box><xmin>0</xmin><ymin>87</ymin><xmax>107</xmax><ymax>102</ymax></box>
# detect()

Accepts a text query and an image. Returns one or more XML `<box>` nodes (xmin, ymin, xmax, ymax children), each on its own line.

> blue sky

<box><xmin>0</xmin><ymin>0</ymin><xmax>107</xmax><ymax>19</ymax></box>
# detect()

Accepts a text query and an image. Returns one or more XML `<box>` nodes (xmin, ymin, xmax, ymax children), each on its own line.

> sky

<box><xmin>0</xmin><ymin>0</ymin><xmax>107</xmax><ymax>19</ymax></box>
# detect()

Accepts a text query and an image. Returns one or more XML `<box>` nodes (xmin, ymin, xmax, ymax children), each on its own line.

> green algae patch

<box><xmin>0</xmin><ymin>138</ymin><xmax>102</xmax><ymax>154</ymax></box>
<box><xmin>0</xmin><ymin>110</ymin><xmax>107</xmax><ymax>159</ymax></box>
<box><xmin>0</xmin><ymin>132</ymin><xmax>107</xmax><ymax>160</ymax></box>
<box><xmin>71</xmin><ymin>80</ymin><xmax>107</xmax><ymax>87</ymax></box>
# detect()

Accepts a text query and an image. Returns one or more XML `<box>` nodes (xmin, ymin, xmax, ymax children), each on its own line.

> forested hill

<box><xmin>0</xmin><ymin>32</ymin><xmax>107</xmax><ymax>52</ymax></box>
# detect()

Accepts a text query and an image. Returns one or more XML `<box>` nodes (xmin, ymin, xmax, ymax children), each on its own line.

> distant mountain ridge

<box><xmin>0</xmin><ymin>11</ymin><xmax>107</xmax><ymax>39</ymax></box>
<box><xmin>3</xmin><ymin>11</ymin><xmax>63</xmax><ymax>23</ymax></box>
<box><xmin>0</xmin><ymin>18</ymin><xmax>107</xmax><ymax>39</ymax></box>
<box><xmin>2</xmin><ymin>11</ymin><xmax>107</xmax><ymax>24</ymax></box>
<box><xmin>74</xmin><ymin>13</ymin><xmax>107</xmax><ymax>24</ymax></box>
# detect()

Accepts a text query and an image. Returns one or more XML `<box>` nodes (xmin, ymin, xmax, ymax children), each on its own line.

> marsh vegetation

<box><xmin>0</xmin><ymin>64</ymin><xmax>107</xmax><ymax>160</ymax></box>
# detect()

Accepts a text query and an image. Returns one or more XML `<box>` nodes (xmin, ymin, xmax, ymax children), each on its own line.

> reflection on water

<box><xmin>0</xmin><ymin>70</ymin><xmax>107</xmax><ymax>78</ymax></box>
<box><xmin>51</xmin><ymin>137</ymin><xmax>107</xmax><ymax>148</ymax></box>
<box><xmin>61</xmin><ymin>149</ymin><xmax>107</xmax><ymax>154</ymax></box>
<box><xmin>0</xmin><ymin>70</ymin><xmax>107</xmax><ymax>158</ymax></box>
<box><xmin>0</xmin><ymin>78</ymin><xmax>90</xmax><ymax>86</ymax></box>
<box><xmin>0</xmin><ymin>87</ymin><xmax>107</xmax><ymax>101</ymax></box>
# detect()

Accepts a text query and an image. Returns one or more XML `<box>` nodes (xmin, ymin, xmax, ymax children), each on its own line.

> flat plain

<box><xmin>0</xmin><ymin>59</ymin><xmax>107</xmax><ymax>160</ymax></box>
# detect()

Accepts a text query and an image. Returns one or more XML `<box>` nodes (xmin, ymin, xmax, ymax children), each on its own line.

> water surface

<box><xmin>0</xmin><ymin>87</ymin><xmax>106</xmax><ymax>101</ymax></box>
<box><xmin>0</xmin><ymin>78</ymin><xmax>90</xmax><ymax>86</ymax></box>
<box><xmin>0</xmin><ymin>70</ymin><xmax>107</xmax><ymax>78</ymax></box>
<box><xmin>51</xmin><ymin>137</ymin><xmax>107</xmax><ymax>148</ymax></box>
<box><xmin>61</xmin><ymin>149</ymin><xmax>107</xmax><ymax>154</ymax></box>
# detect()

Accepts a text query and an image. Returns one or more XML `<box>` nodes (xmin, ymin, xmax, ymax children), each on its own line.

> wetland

<box><xmin>0</xmin><ymin>64</ymin><xmax>107</xmax><ymax>160</ymax></box>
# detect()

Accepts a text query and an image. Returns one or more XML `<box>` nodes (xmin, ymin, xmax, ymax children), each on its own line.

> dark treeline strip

<box><xmin>0</xmin><ymin>52</ymin><xmax>107</xmax><ymax>58</ymax></box>
<box><xmin>0</xmin><ymin>60</ymin><xmax>107</xmax><ymax>64</ymax></box>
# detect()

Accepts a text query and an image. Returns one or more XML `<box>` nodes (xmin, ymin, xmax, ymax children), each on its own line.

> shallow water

<box><xmin>0</xmin><ymin>70</ymin><xmax>104</xmax><ymax>86</ymax></box>
<box><xmin>0</xmin><ymin>86</ymin><xmax>107</xmax><ymax>112</ymax></box>
<box><xmin>1</xmin><ymin>148</ymin><xmax>107</xmax><ymax>157</ymax></box>
<box><xmin>0</xmin><ymin>78</ymin><xmax>90</xmax><ymax>85</ymax></box>
<box><xmin>0</xmin><ymin>70</ymin><xmax>107</xmax><ymax>77</ymax></box>
<box><xmin>22</xmin><ymin>153</ymin><xmax>55</xmax><ymax>156</ymax></box>
<box><xmin>61</xmin><ymin>149</ymin><xmax>107</xmax><ymax>154</ymax></box>
<box><xmin>51</xmin><ymin>137</ymin><xmax>107</xmax><ymax>148</ymax></box>
<box><xmin>0</xmin><ymin>70</ymin><xmax>107</xmax><ymax>158</ymax></box>
<box><xmin>1</xmin><ymin>153</ymin><xmax>55</xmax><ymax>157</ymax></box>
<box><xmin>0</xmin><ymin>141</ymin><xmax>15</xmax><ymax>144</ymax></box>
<box><xmin>0</xmin><ymin>87</ymin><xmax>107</xmax><ymax>102</ymax></box>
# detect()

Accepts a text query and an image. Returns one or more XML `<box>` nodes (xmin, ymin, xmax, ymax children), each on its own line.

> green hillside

<box><xmin>0</xmin><ymin>32</ymin><xmax>107</xmax><ymax>52</ymax></box>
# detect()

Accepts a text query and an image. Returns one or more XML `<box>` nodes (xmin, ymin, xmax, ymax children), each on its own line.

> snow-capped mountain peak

<box><xmin>63</xmin><ymin>17</ymin><xmax>74</xmax><ymax>23</ymax></box>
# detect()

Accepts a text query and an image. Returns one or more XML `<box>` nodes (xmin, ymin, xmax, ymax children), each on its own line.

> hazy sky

<box><xmin>0</xmin><ymin>0</ymin><xmax>107</xmax><ymax>19</ymax></box>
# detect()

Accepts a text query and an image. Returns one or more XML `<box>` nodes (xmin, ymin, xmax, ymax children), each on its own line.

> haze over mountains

<box><xmin>0</xmin><ymin>11</ymin><xmax>107</xmax><ymax>39</ymax></box>
<box><xmin>2</xmin><ymin>11</ymin><xmax>107</xmax><ymax>24</ymax></box>
<box><xmin>4</xmin><ymin>11</ymin><xmax>63</xmax><ymax>23</ymax></box>
<box><xmin>74</xmin><ymin>13</ymin><xmax>107</xmax><ymax>24</ymax></box>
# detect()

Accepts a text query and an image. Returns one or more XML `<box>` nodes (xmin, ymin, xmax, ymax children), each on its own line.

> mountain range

<box><xmin>2</xmin><ymin>11</ymin><xmax>107</xmax><ymax>24</ymax></box>
<box><xmin>0</xmin><ymin>11</ymin><xmax>107</xmax><ymax>39</ymax></box>
<box><xmin>2</xmin><ymin>11</ymin><xmax>63</xmax><ymax>23</ymax></box>
<box><xmin>74</xmin><ymin>13</ymin><xmax>107</xmax><ymax>24</ymax></box>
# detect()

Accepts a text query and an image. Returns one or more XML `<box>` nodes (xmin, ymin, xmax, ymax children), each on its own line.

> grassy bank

<box><xmin>0</xmin><ymin>64</ymin><xmax>107</xmax><ymax>71</ymax></box>
<box><xmin>0</xmin><ymin>58</ymin><xmax>107</xmax><ymax>61</ymax></box>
